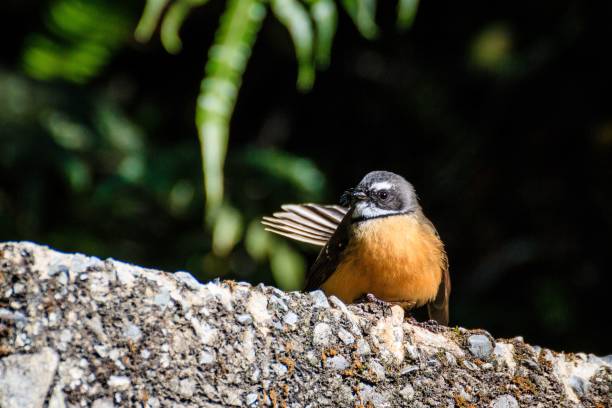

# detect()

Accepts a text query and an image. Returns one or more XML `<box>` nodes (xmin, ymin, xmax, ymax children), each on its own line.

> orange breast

<box><xmin>321</xmin><ymin>214</ymin><xmax>445</xmax><ymax>308</ymax></box>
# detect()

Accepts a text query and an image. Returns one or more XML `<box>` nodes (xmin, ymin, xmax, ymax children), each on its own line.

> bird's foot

<box><xmin>404</xmin><ymin>314</ymin><xmax>418</xmax><ymax>324</ymax></box>
<box><xmin>356</xmin><ymin>293</ymin><xmax>393</xmax><ymax>316</ymax></box>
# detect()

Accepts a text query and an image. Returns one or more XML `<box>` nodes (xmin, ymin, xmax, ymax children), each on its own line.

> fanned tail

<box><xmin>262</xmin><ymin>204</ymin><xmax>347</xmax><ymax>246</ymax></box>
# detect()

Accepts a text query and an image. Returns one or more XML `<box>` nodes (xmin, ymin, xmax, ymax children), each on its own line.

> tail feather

<box><xmin>261</xmin><ymin>203</ymin><xmax>347</xmax><ymax>246</ymax></box>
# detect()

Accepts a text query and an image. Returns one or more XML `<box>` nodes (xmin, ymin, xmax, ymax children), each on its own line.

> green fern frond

<box><xmin>397</xmin><ymin>0</ymin><xmax>420</xmax><ymax>29</ymax></box>
<box><xmin>135</xmin><ymin>0</ymin><xmax>420</xmax><ymax>222</ymax></box>
<box><xmin>196</xmin><ymin>0</ymin><xmax>266</xmax><ymax>216</ymax></box>
<box><xmin>135</xmin><ymin>0</ymin><xmax>170</xmax><ymax>42</ymax></box>
<box><xmin>309</xmin><ymin>0</ymin><xmax>338</xmax><ymax>68</ymax></box>
<box><xmin>340</xmin><ymin>0</ymin><xmax>378</xmax><ymax>39</ymax></box>
<box><xmin>161</xmin><ymin>0</ymin><xmax>209</xmax><ymax>54</ymax></box>
<box><xmin>271</xmin><ymin>0</ymin><xmax>315</xmax><ymax>91</ymax></box>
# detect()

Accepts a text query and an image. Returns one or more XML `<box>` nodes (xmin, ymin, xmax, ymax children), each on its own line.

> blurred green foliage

<box><xmin>134</xmin><ymin>0</ymin><xmax>419</xmax><ymax>240</ymax></box>
<box><xmin>0</xmin><ymin>65</ymin><xmax>321</xmax><ymax>290</ymax></box>
<box><xmin>22</xmin><ymin>0</ymin><xmax>132</xmax><ymax>82</ymax></box>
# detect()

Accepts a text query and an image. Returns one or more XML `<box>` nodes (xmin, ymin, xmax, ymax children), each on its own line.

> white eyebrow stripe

<box><xmin>370</xmin><ymin>181</ymin><xmax>392</xmax><ymax>191</ymax></box>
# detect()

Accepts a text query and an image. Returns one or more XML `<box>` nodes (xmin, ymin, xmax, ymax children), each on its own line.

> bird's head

<box><xmin>340</xmin><ymin>171</ymin><xmax>419</xmax><ymax>222</ymax></box>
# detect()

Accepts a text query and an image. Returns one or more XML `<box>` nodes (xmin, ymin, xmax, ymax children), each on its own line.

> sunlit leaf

<box><xmin>43</xmin><ymin>110</ymin><xmax>93</xmax><ymax>150</ymax></box>
<box><xmin>397</xmin><ymin>0</ymin><xmax>419</xmax><ymax>29</ymax></box>
<box><xmin>270</xmin><ymin>242</ymin><xmax>305</xmax><ymax>290</ymax></box>
<box><xmin>117</xmin><ymin>154</ymin><xmax>146</xmax><ymax>183</ymax></box>
<box><xmin>22</xmin><ymin>0</ymin><xmax>130</xmax><ymax>83</ymax></box>
<box><xmin>94</xmin><ymin>102</ymin><xmax>144</xmax><ymax>152</ymax></box>
<box><xmin>135</xmin><ymin>0</ymin><xmax>171</xmax><ymax>43</ymax></box>
<box><xmin>49</xmin><ymin>0</ymin><xmax>129</xmax><ymax>41</ymax></box>
<box><xmin>63</xmin><ymin>157</ymin><xmax>91</xmax><ymax>191</ymax></box>
<box><xmin>271</xmin><ymin>0</ymin><xmax>315</xmax><ymax>91</ymax></box>
<box><xmin>470</xmin><ymin>23</ymin><xmax>514</xmax><ymax>74</ymax></box>
<box><xmin>212</xmin><ymin>204</ymin><xmax>244</xmax><ymax>256</ymax></box>
<box><xmin>169</xmin><ymin>179</ymin><xmax>196</xmax><ymax>216</ymax></box>
<box><xmin>340</xmin><ymin>0</ymin><xmax>378</xmax><ymax>39</ymax></box>
<box><xmin>309</xmin><ymin>0</ymin><xmax>337</xmax><ymax>68</ymax></box>
<box><xmin>196</xmin><ymin>0</ymin><xmax>266</xmax><ymax>216</ymax></box>
<box><xmin>161</xmin><ymin>0</ymin><xmax>209</xmax><ymax>54</ymax></box>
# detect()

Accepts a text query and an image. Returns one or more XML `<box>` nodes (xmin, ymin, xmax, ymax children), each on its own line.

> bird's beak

<box><xmin>351</xmin><ymin>189</ymin><xmax>368</xmax><ymax>201</ymax></box>
<box><xmin>340</xmin><ymin>188</ymin><xmax>368</xmax><ymax>207</ymax></box>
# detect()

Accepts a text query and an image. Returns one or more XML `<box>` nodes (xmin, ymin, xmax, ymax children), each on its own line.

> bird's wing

<box><xmin>420</xmin><ymin>214</ymin><xmax>451</xmax><ymax>325</ymax></box>
<box><xmin>304</xmin><ymin>209</ymin><xmax>354</xmax><ymax>291</ymax></box>
<box><xmin>427</xmin><ymin>265</ymin><xmax>450</xmax><ymax>325</ymax></box>
<box><xmin>262</xmin><ymin>204</ymin><xmax>347</xmax><ymax>246</ymax></box>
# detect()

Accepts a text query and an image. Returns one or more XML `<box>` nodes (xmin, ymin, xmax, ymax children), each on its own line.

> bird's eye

<box><xmin>377</xmin><ymin>190</ymin><xmax>389</xmax><ymax>200</ymax></box>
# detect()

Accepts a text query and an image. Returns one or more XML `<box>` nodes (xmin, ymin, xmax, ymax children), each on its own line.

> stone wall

<box><xmin>0</xmin><ymin>242</ymin><xmax>609</xmax><ymax>407</ymax></box>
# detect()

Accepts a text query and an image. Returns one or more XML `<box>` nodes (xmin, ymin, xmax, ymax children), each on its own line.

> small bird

<box><xmin>262</xmin><ymin>171</ymin><xmax>450</xmax><ymax>325</ymax></box>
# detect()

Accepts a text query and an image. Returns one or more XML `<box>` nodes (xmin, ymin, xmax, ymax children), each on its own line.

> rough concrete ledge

<box><xmin>0</xmin><ymin>241</ymin><xmax>610</xmax><ymax>407</ymax></box>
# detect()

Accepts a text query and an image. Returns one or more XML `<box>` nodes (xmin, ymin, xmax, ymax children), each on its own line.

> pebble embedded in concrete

<box><xmin>0</xmin><ymin>347</ymin><xmax>59</xmax><ymax>408</ymax></box>
<box><xmin>271</xmin><ymin>363</ymin><xmax>288</xmax><ymax>376</ymax></box>
<box><xmin>400</xmin><ymin>365</ymin><xmax>419</xmax><ymax>375</ymax></box>
<box><xmin>107</xmin><ymin>375</ymin><xmax>130</xmax><ymax>391</ymax></box>
<box><xmin>199</xmin><ymin>350</ymin><xmax>215</xmax><ymax>365</ymax></box>
<box><xmin>12</xmin><ymin>282</ymin><xmax>25</xmax><ymax>294</ymax></box>
<box><xmin>462</xmin><ymin>360</ymin><xmax>479</xmax><ymax>371</ymax></box>
<box><xmin>313</xmin><ymin>323</ymin><xmax>332</xmax><ymax>346</ymax></box>
<box><xmin>153</xmin><ymin>289</ymin><xmax>171</xmax><ymax>309</ymax></box>
<box><xmin>174</xmin><ymin>271</ymin><xmax>201</xmax><ymax>290</ymax></box>
<box><xmin>399</xmin><ymin>384</ymin><xmax>415</xmax><ymax>401</ymax></box>
<box><xmin>0</xmin><ymin>308</ymin><xmax>26</xmax><ymax>322</ymax></box>
<box><xmin>190</xmin><ymin>317</ymin><xmax>218</xmax><ymax>346</ymax></box>
<box><xmin>283</xmin><ymin>311</ymin><xmax>298</xmax><ymax>326</ymax></box>
<box><xmin>568</xmin><ymin>375</ymin><xmax>589</xmax><ymax>396</ymax></box>
<box><xmin>245</xmin><ymin>393</ymin><xmax>258</xmax><ymax>406</ymax></box>
<box><xmin>91</xmin><ymin>398</ymin><xmax>114</xmax><ymax>408</ymax></box>
<box><xmin>326</xmin><ymin>355</ymin><xmax>349</xmax><ymax>370</ymax></box>
<box><xmin>467</xmin><ymin>334</ymin><xmax>494</xmax><ymax>359</ymax></box>
<box><xmin>308</xmin><ymin>290</ymin><xmax>330</xmax><ymax>308</ymax></box>
<box><xmin>48</xmin><ymin>263</ymin><xmax>68</xmax><ymax>277</ymax></box>
<box><xmin>246</xmin><ymin>292</ymin><xmax>271</xmax><ymax>326</ymax></box>
<box><xmin>236</xmin><ymin>313</ymin><xmax>253</xmax><ymax>325</ymax></box>
<box><xmin>269</xmin><ymin>295</ymin><xmax>288</xmax><ymax>312</ymax></box>
<box><xmin>369</xmin><ymin>361</ymin><xmax>386</xmax><ymax>381</ymax></box>
<box><xmin>360</xmin><ymin>384</ymin><xmax>390</xmax><ymax>408</ymax></box>
<box><xmin>491</xmin><ymin>394</ymin><xmax>519</xmax><ymax>408</ymax></box>
<box><xmin>356</xmin><ymin>339</ymin><xmax>371</xmax><ymax>356</ymax></box>
<box><xmin>179</xmin><ymin>378</ymin><xmax>196</xmax><ymax>398</ymax></box>
<box><xmin>123</xmin><ymin>323</ymin><xmax>142</xmax><ymax>342</ymax></box>
<box><xmin>337</xmin><ymin>328</ymin><xmax>355</xmax><ymax>345</ymax></box>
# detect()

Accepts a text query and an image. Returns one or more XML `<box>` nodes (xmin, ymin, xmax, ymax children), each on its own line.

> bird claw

<box><xmin>356</xmin><ymin>293</ymin><xmax>393</xmax><ymax>316</ymax></box>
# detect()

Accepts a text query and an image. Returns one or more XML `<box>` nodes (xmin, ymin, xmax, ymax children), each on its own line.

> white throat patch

<box><xmin>352</xmin><ymin>201</ymin><xmax>399</xmax><ymax>220</ymax></box>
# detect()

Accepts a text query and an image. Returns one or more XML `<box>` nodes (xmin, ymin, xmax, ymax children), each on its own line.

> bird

<box><xmin>262</xmin><ymin>170</ymin><xmax>450</xmax><ymax>325</ymax></box>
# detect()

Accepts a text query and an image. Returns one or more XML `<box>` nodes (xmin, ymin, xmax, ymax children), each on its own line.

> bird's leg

<box><xmin>355</xmin><ymin>293</ymin><xmax>393</xmax><ymax>316</ymax></box>
<box><xmin>355</xmin><ymin>294</ymin><xmax>421</xmax><ymax>321</ymax></box>
<box><xmin>364</xmin><ymin>293</ymin><xmax>388</xmax><ymax>306</ymax></box>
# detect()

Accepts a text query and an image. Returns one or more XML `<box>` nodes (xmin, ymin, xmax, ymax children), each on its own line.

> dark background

<box><xmin>1</xmin><ymin>0</ymin><xmax>610</xmax><ymax>354</ymax></box>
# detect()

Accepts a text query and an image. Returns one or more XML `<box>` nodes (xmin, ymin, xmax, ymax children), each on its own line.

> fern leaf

<box><xmin>397</xmin><ymin>0</ymin><xmax>419</xmax><ymax>29</ymax></box>
<box><xmin>196</xmin><ymin>0</ymin><xmax>267</xmax><ymax>216</ymax></box>
<box><xmin>161</xmin><ymin>0</ymin><xmax>209</xmax><ymax>54</ymax></box>
<box><xmin>309</xmin><ymin>0</ymin><xmax>337</xmax><ymax>68</ymax></box>
<box><xmin>271</xmin><ymin>0</ymin><xmax>315</xmax><ymax>91</ymax></box>
<box><xmin>135</xmin><ymin>0</ymin><xmax>170</xmax><ymax>42</ymax></box>
<box><xmin>340</xmin><ymin>0</ymin><xmax>378</xmax><ymax>39</ymax></box>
